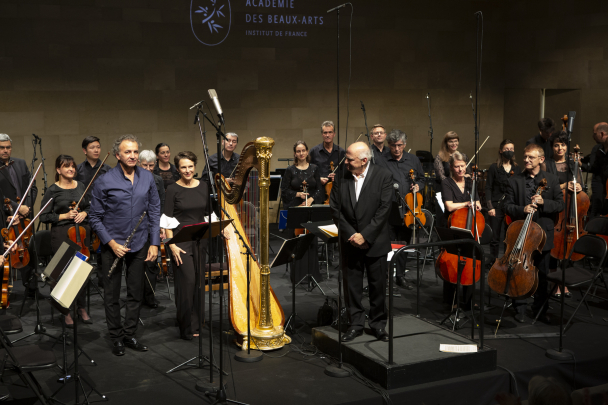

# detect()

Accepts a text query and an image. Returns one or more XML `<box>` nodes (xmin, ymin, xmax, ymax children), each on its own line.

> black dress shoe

<box><xmin>112</xmin><ymin>341</ymin><xmax>125</xmax><ymax>356</ymax></box>
<box><xmin>535</xmin><ymin>312</ymin><xmax>551</xmax><ymax>324</ymax></box>
<box><xmin>374</xmin><ymin>328</ymin><xmax>389</xmax><ymax>342</ymax></box>
<box><xmin>77</xmin><ymin>314</ymin><xmax>93</xmax><ymax>324</ymax></box>
<box><xmin>145</xmin><ymin>302</ymin><xmax>159</xmax><ymax>309</ymax></box>
<box><xmin>123</xmin><ymin>337</ymin><xmax>148</xmax><ymax>352</ymax></box>
<box><xmin>180</xmin><ymin>333</ymin><xmax>193</xmax><ymax>340</ymax></box>
<box><xmin>514</xmin><ymin>312</ymin><xmax>527</xmax><ymax>323</ymax></box>
<box><xmin>395</xmin><ymin>276</ymin><xmax>413</xmax><ymax>290</ymax></box>
<box><xmin>341</xmin><ymin>329</ymin><xmax>362</xmax><ymax>342</ymax></box>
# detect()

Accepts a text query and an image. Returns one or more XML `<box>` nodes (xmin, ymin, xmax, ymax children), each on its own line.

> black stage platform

<box><xmin>312</xmin><ymin>315</ymin><xmax>496</xmax><ymax>389</ymax></box>
<box><xmin>1</xmin><ymin>224</ymin><xmax>607</xmax><ymax>404</ymax></box>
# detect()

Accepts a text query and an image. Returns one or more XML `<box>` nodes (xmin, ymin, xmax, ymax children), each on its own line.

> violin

<box><xmin>488</xmin><ymin>179</ymin><xmax>548</xmax><ymax>299</ymax></box>
<box><xmin>403</xmin><ymin>169</ymin><xmax>425</xmax><ymax>230</ymax></box>
<box><xmin>551</xmin><ymin>144</ymin><xmax>589</xmax><ymax>261</ymax></box>
<box><xmin>67</xmin><ymin>201</ymin><xmax>90</xmax><ymax>259</ymax></box>
<box><xmin>435</xmin><ymin>179</ymin><xmax>485</xmax><ymax>285</ymax></box>
<box><xmin>1</xmin><ymin>198</ymin><xmax>30</xmax><ymax>269</ymax></box>
<box><xmin>324</xmin><ymin>161</ymin><xmax>334</xmax><ymax>205</ymax></box>
<box><xmin>294</xmin><ymin>180</ymin><xmax>310</xmax><ymax>236</ymax></box>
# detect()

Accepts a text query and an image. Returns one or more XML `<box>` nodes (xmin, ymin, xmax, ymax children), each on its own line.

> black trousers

<box><xmin>513</xmin><ymin>249</ymin><xmax>551</xmax><ymax>314</ymax></box>
<box><xmin>342</xmin><ymin>245</ymin><xmax>387</xmax><ymax>331</ymax></box>
<box><xmin>101</xmin><ymin>243</ymin><xmax>146</xmax><ymax>343</ymax></box>
<box><xmin>143</xmin><ymin>260</ymin><xmax>158</xmax><ymax>306</ymax></box>
<box><xmin>50</xmin><ymin>223</ymin><xmax>90</xmax><ymax>309</ymax></box>
<box><xmin>171</xmin><ymin>241</ymin><xmax>206</xmax><ymax>337</ymax></box>
<box><xmin>388</xmin><ymin>224</ymin><xmax>412</xmax><ymax>277</ymax></box>
<box><xmin>589</xmin><ymin>177</ymin><xmax>605</xmax><ymax>217</ymax></box>
<box><xmin>488</xmin><ymin>208</ymin><xmax>506</xmax><ymax>260</ymax></box>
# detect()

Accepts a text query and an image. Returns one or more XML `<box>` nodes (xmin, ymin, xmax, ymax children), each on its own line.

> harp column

<box><xmin>252</xmin><ymin>137</ymin><xmax>289</xmax><ymax>349</ymax></box>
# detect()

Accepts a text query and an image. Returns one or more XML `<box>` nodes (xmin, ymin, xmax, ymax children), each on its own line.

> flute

<box><xmin>108</xmin><ymin>211</ymin><xmax>147</xmax><ymax>276</ymax></box>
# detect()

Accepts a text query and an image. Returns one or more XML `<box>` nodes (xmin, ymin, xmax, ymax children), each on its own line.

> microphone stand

<box><xmin>325</xmin><ymin>3</ymin><xmax>351</xmax><ymax>380</ymax></box>
<box><xmin>426</xmin><ymin>94</ymin><xmax>433</xmax><ymax>155</ymax></box>
<box><xmin>360</xmin><ymin>101</ymin><xmax>373</xmax><ymax>164</ymax></box>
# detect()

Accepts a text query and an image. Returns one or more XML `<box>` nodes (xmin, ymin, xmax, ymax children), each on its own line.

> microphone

<box><xmin>327</xmin><ymin>3</ymin><xmax>347</xmax><ymax>13</ymax></box>
<box><xmin>567</xmin><ymin>111</ymin><xmax>576</xmax><ymax>134</ymax></box>
<box><xmin>360</xmin><ymin>100</ymin><xmax>365</xmax><ymax>112</ymax></box>
<box><xmin>189</xmin><ymin>100</ymin><xmax>204</xmax><ymax>110</ymax></box>
<box><xmin>32</xmin><ymin>133</ymin><xmax>40</xmax><ymax>140</ymax></box>
<box><xmin>426</xmin><ymin>93</ymin><xmax>430</xmax><ymax>99</ymax></box>
<box><xmin>208</xmin><ymin>89</ymin><xmax>224</xmax><ymax>124</ymax></box>
<box><xmin>393</xmin><ymin>183</ymin><xmax>402</xmax><ymax>209</ymax></box>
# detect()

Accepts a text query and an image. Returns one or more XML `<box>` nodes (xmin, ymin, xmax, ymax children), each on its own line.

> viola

<box><xmin>294</xmin><ymin>180</ymin><xmax>310</xmax><ymax>236</ymax></box>
<box><xmin>435</xmin><ymin>179</ymin><xmax>485</xmax><ymax>285</ymax></box>
<box><xmin>1</xmin><ymin>198</ymin><xmax>30</xmax><ymax>269</ymax></box>
<box><xmin>403</xmin><ymin>169</ymin><xmax>425</xmax><ymax>230</ymax></box>
<box><xmin>488</xmin><ymin>179</ymin><xmax>548</xmax><ymax>299</ymax></box>
<box><xmin>551</xmin><ymin>144</ymin><xmax>589</xmax><ymax>261</ymax></box>
<box><xmin>67</xmin><ymin>201</ymin><xmax>90</xmax><ymax>259</ymax></box>
<box><xmin>324</xmin><ymin>161</ymin><xmax>334</xmax><ymax>205</ymax></box>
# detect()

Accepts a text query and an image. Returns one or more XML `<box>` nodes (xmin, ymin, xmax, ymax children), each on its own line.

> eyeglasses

<box><xmin>372</xmin><ymin>131</ymin><xmax>385</xmax><ymax>136</ymax></box>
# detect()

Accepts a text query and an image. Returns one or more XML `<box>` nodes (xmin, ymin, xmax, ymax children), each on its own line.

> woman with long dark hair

<box><xmin>485</xmin><ymin>139</ymin><xmax>521</xmax><ymax>260</ymax></box>
<box><xmin>40</xmin><ymin>155</ymin><xmax>92</xmax><ymax>327</ymax></box>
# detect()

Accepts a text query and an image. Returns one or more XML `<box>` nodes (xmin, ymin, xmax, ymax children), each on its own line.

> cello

<box><xmin>435</xmin><ymin>179</ymin><xmax>485</xmax><ymax>285</ymax></box>
<box><xmin>488</xmin><ymin>179</ymin><xmax>548</xmax><ymax>299</ymax></box>
<box><xmin>551</xmin><ymin>145</ymin><xmax>589</xmax><ymax>261</ymax></box>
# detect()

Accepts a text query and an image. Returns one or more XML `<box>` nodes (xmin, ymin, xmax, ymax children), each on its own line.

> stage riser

<box><xmin>312</xmin><ymin>315</ymin><xmax>497</xmax><ymax>389</ymax></box>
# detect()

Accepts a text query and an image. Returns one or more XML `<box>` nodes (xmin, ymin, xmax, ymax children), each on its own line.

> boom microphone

<box><xmin>567</xmin><ymin>111</ymin><xmax>576</xmax><ymax>134</ymax></box>
<box><xmin>393</xmin><ymin>183</ymin><xmax>402</xmax><ymax>209</ymax></box>
<box><xmin>327</xmin><ymin>3</ymin><xmax>347</xmax><ymax>13</ymax></box>
<box><xmin>208</xmin><ymin>89</ymin><xmax>224</xmax><ymax>124</ymax></box>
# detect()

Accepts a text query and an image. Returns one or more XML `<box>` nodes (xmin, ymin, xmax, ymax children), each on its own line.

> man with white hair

<box><xmin>329</xmin><ymin>142</ymin><xmax>393</xmax><ymax>343</ymax></box>
<box><xmin>139</xmin><ymin>150</ymin><xmax>165</xmax><ymax>309</ymax></box>
<box><xmin>0</xmin><ymin>133</ymin><xmax>38</xmax><ymax>295</ymax></box>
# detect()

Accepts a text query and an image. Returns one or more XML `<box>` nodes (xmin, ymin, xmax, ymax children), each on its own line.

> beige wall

<box><xmin>1</xmin><ymin>0</ymin><xmax>607</xmax><ymax>216</ymax></box>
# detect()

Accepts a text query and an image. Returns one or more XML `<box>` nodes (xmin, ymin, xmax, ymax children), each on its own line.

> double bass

<box><xmin>435</xmin><ymin>180</ymin><xmax>485</xmax><ymax>285</ymax></box>
<box><xmin>488</xmin><ymin>179</ymin><xmax>548</xmax><ymax>299</ymax></box>
<box><xmin>551</xmin><ymin>144</ymin><xmax>589</xmax><ymax>262</ymax></box>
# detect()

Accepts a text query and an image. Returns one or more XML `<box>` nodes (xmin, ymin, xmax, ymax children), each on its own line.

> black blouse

<box><xmin>40</xmin><ymin>182</ymin><xmax>90</xmax><ymax>227</ymax></box>
<box><xmin>164</xmin><ymin>181</ymin><xmax>209</xmax><ymax>249</ymax></box>
<box><xmin>544</xmin><ymin>158</ymin><xmax>582</xmax><ymax>185</ymax></box>
<box><xmin>441</xmin><ymin>177</ymin><xmax>479</xmax><ymax>207</ymax></box>
<box><xmin>280</xmin><ymin>164</ymin><xmax>324</xmax><ymax>208</ymax></box>
<box><xmin>154</xmin><ymin>163</ymin><xmax>181</xmax><ymax>190</ymax></box>
<box><xmin>485</xmin><ymin>163</ymin><xmax>522</xmax><ymax>210</ymax></box>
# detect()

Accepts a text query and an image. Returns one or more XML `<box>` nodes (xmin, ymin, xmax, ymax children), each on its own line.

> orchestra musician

<box><xmin>330</xmin><ymin>142</ymin><xmax>393</xmax><ymax>343</ymax></box>
<box><xmin>589</xmin><ymin>122</ymin><xmax>608</xmax><ymax>216</ymax></box>
<box><xmin>280</xmin><ymin>141</ymin><xmax>324</xmax><ymax>284</ymax></box>
<box><xmin>201</xmin><ymin>132</ymin><xmax>240</xmax><ymax>186</ymax></box>
<box><xmin>370</xmin><ymin>124</ymin><xmax>391</xmax><ymax>164</ymax></box>
<box><xmin>504</xmin><ymin>144</ymin><xmax>564</xmax><ymax>324</ymax></box>
<box><xmin>485</xmin><ymin>139</ymin><xmax>521</xmax><ymax>260</ymax></box>
<box><xmin>40</xmin><ymin>155</ymin><xmax>92</xmax><ymax>327</ymax></box>
<box><xmin>526</xmin><ymin>118</ymin><xmax>555</xmax><ymax>161</ymax></box>
<box><xmin>378</xmin><ymin>129</ymin><xmax>425</xmax><ymax>289</ymax></box>
<box><xmin>434</xmin><ymin>131</ymin><xmax>470</xmax><ymax>186</ymax></box>
<box><xmin>164</xmin><ymin>151</ymin><xmax>208</xmax><ymax>341</ymax></box>
<box><xmin>0</xmin><ymin>133</ymin><xmax>37</xmax><ymax>297</ymax></box>
<box><xmin>153</xmin><ymin>143</ymin><xmax>181</xmax><ymax>190</ymax></box>
<box><xmin>89</xmin><ymin>134</ymin><xmax>161</xmax><ymax>356</ymax></box>
<box><xmin>440</xmin><ymin>152</ymin><xmax>482</xmax><ymax>309</ymax></box>
<box><xmin>139</xmin><ymin>150</ymin><xmax>166</xmax><ymax>309</ymax></box>
<box><xmin>309</xmin><ymin>120</ymin><xmax>346</xmax><ymax>193</ymax></box>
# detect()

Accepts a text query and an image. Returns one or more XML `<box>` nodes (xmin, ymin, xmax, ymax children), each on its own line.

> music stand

<box><xmin>435</xmin><ymin>227</ymin><xmax>479</xmax><ymax>331</ymax></box>
<box><xmin>302</xmin><ymin>220</ymin><xmax>338</xmax><ymax>279</ymax></box>
<box><xmin>270</xmin><ymin>233</ymin><xmax>316</xmax><ymax>333</ymax></box>
<box><xmin>164</xmin><ymin>220</ymin><xmax>232</xmax><ymax>375</ymax></box>
<box><xmin>287</xmin><ymin>206</ymin><xmax>331</xmax><ymax>294</ymax></box>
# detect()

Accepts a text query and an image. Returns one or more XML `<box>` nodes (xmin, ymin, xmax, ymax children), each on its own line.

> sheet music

<box><xmin>318</xmin><ymin>224</ymin><xmax>338</xmax><ymax>238</ymax></box>
<box><xmin>439</xmin><ymin>344</ymin><xmax>477</xmax><ymax>353</ymax></box>
<box><xmin>435</xmin><ymin>192</ymin><xmax>445</xmax><ymax>212</ymax></box>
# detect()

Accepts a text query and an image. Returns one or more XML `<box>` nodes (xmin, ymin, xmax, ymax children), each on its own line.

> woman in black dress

<box><xmin>281</xmin><ymin>141</ymin><xmax>324</xmax><ymax>283</ymax></box>
<box><xmin>40</xmin><ymin>155</ymin><xmax>92</xmax><ymax>327</ymax></box>
<box><xmin>441</xmin><ymin>151</ymin><xmax>481</xmax><ymax>309</ymax></box>
<box><xmin>544</xmin><ymin>131</ymin><xmax>584</xmax><ymax>297</ymax></box>
<box><xmin>154</xmin><ymin>143</ymin><xmax>181</xmax><ymax>190</ymax></box>
<box><xmin>485</xmin><ymin>139</ymin><xmax>521</xmax><ymax>260</ymax></box>
<box><xmin>164</xmin><ymin>151</ymin><xmax>209</xmax><ymax>340</ymax></box>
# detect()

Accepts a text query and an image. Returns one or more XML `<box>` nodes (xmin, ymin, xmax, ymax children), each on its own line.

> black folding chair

<box><xmin>0</xmin><ymin>326</ymin><xmax>58</xmax><ymax>404</ymax></box>
<box><xmin>532</xmin><ymin>233</ymin><xmax>608</xmax><ymax>331</ymax></box>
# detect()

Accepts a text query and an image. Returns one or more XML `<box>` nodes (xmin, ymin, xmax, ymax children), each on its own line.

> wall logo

<box><xmin>191</xmin><ymin>0</ymin><xmax>231</xmax><ymax>46</ymax></box>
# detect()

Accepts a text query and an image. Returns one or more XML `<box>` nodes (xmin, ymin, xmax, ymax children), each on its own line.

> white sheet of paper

<box><xmin>319</xmin><ymin>224</ymin><xmax>338</xmax><ymax>238</ymax></box>
<box><xmin>160</xmin><ymin>214</ymin><xmax>180</xmax><ymax>229</ymax></box>
<box><xmin>435</xmin><ymin>192</ymin><xmax>445</xmax><ymax>213</ymax></box>
<box><xmin>439</xmin><ymin>344</ymin><xmax>477</xmax><ymax>353</ymax></box>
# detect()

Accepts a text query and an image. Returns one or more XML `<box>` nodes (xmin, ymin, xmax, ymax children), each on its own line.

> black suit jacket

<box><xmin>504</xmin><ymin>170</ymin><xmax>564</xmax><ymax>251</ymax></box>
<box><xmin>0</xmin><ymin>158</ymin><xmax>37</xmax><ymax>213</ymax></box>
<box><xmin>329</xmin><ymin>164</ymin><xmax>393</xmax><ymax>258</ymax></box>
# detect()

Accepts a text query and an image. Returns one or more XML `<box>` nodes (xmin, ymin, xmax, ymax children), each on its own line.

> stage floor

<box><xmin>3</xmin><ymin>226</ymin><xmax>608</xmax><ymax>404</ymax></box>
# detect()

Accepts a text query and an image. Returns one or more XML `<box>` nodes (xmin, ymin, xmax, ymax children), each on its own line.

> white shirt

<box><xmin>353</xmin><ymin>164</ymin><xmax>370</xmax><ymax>202</ymax></box>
